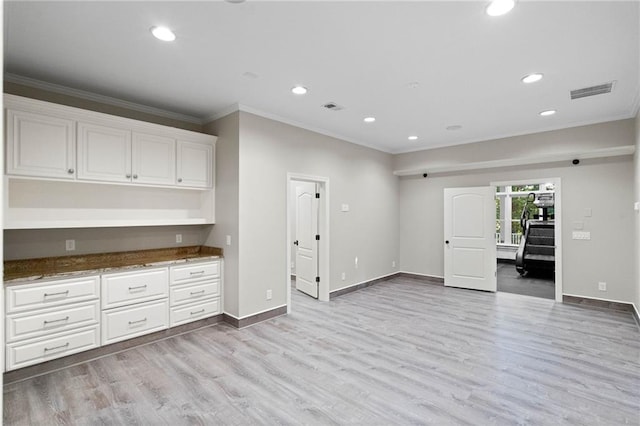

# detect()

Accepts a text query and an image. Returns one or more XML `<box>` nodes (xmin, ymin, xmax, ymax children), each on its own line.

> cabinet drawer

<box><xmin>102</xmin><ymin>299</ymin><xmax>168</xmax><ymax>345</ymax></box>
<box><xmin>6</xmin><ymin>300</ymin><xmax>100</xmax><ymax>343</ymax></box>
<box><xmin>6</xmin><ymin>325</ymin><xmax>100</xmax><ymax>371</ymax></box>
<box><xmin>170</xmin><ymin>280</ymin><xmax>220</xmax><ymax>307</ymax></box>
<box><xmin>102</xmin><ymin>268</ymin><xmax>168</xmax><ymax>309</ymax></box>
<box><xmin>170</xmin><ymin>298</ymin><xmax>220</xmax><ymax>327</ymax></box>
<box><xmin>6</xmin><ymin>275</ymin><xmax>100</xmax><ymax>314</ymax></box>
<box><xmin>170</xmin><ymin>261</ymin><xmax>220</xmax><ymax>284</ymax></box>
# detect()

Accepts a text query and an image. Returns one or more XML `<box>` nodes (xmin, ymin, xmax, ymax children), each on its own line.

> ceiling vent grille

<box><xmin>322</xmin><ymin>102</ymin><xmax>344</xmax><ymax>111</ymax></box>
<box><xmin>570</xmin><ymin>82</ymin><xmax>614</xmax><ymax>100</ymax></box>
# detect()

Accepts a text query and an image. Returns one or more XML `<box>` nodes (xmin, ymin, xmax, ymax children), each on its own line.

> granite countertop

<box><xmin>4</xmin><ymin>245</ymin><xmax>223</xmax><ymax>285</ymax></box>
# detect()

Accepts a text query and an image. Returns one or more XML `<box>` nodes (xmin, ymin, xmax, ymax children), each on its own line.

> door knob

<box><xmin>293</xmin><ymin>240</ymin><xmax>299</xmax><ymax>246</ymax></box>
<box><xmin>445</xmin><ymin>240</ymin><xmax>450</xmax><ymax>244</ymax></box>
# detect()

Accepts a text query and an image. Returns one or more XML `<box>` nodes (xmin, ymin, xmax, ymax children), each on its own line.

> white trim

<box><xmin>491</xmin><ymin>177</ymin><xmax>563</xmax><ymax>302</ymax></box>
<box><xmin>223</xmin><ymin>304</ymin><xmax>287</xmax><ymax>321</ymax></box>
<box><xmin>633</xmin><ymin>304</ymin><xmax>640</xmax><ymax>326</ymax></box>
<box><xmin>203</xmin><ymin>103</ymin><xmax>241</xmax><ymax>123</ymax></box>
<box><xmin>286</xmin><ymin>173</ymin><xmax>331</xmax><ymax>314</ymax></box>
<box><xmin>4</xmin><ymin>73</ymin><xmax>204</xmax><ymax>125</ymax></box>
<box><xmin>233</xmin><ymin>104</ymin><xmax>385</xmax><ymax>153</ymax></box>
<box><xmin>330</xmin><ymin>272</ymin><xmax>398</xmax><ymax>294</ymax></box>
<box><xmin>563</xmin><ymin>294</ymin><xmax>636</xmax><ymax>306</ymax></box>
<box><xmin>395</xmin><ymin>146</ymin><xmax>635</xmax><ymax>176</ymax></box>
<box><xmin>630</xmin><ymin>88</ymin><xmax>640</xmax><ymax>117</ymax></box>
<box><xmin>393</xmin><ymin>114</ymin><xmax>638</xmax><ymax>155</ymax></box>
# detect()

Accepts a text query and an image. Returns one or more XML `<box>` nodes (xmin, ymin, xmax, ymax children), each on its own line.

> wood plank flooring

<box><xmin>4</xmin><ymin>277</ymin><xmax>640</xmax><ymax>425</ymax></box>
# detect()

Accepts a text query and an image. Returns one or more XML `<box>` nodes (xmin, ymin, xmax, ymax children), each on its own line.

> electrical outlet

<box><xmin>65</xmin><ymin>239</ymin><xmax>75</xmax><ymax>251</ymax></box>
<box><xmin>226</xmin><ymin>235</ymin><xmax>231</xmax><ymax>246</ymax></box>
<box><xmin>341</xmin><ymin>272</ymin><xmax>346</xmax><ymax>280</ymax></box>
<box><xmin>355</xmin><ymin>256</ymin><xmax>358</xmax><ymax>269</ymax></box>
<box><xmin>266</xmin><ymin>289</ymin><xmax>272</xmax><ymax>300</ymax></box>
<box><xmin>392</xmin><ymin>260</ymin><xmax>396</xmax><ymax>268</ymax></box>
<box><xmin>598</xmin><ymin>282</ymin><xmax>607</xmax><ymax>291</ymax></box>
<box><xmin>176</xmin><ymin>234</ymin><xmax>182</xmax><ymax>243</ymax></box>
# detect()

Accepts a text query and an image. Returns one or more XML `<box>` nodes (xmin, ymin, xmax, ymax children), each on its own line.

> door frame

<box><xmin>286</xmin><ymin>173</ymin><xmax>330</xmax><ymax>311</ymax></box>
<box><xmin>491</xmin><ymin>177</ymin><xmax>563</xmax><ymax>302</ymax></box>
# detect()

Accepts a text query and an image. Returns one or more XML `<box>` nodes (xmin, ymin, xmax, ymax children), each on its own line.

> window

<box><xmin>495</xmin><ymin>183</ymin><xmax>555</xmax><ymax>246</ymax></box>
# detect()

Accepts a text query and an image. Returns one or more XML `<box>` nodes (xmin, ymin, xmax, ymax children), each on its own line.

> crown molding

<box><xmin>4</xmin><ymin>73</ymin><xmax>204</xmax><ymax>125</ymax></box>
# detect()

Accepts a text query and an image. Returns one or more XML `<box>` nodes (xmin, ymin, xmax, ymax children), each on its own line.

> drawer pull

<box><xmin>190</xmin><ymin>290</ymin><xmax>206</xmax><ymax>296</ymax></box>
<box><xmin>128</xmin><ymin>318</ymin><xmax>147</xmax><ymax>325</ymax></box>
<box><xmin>44</xmin><ymin>342</ymin><xmax>70</xmax><ymax>352</ymax></box>
<box><xmin>128</xmin><ymin>284</ymin><xmax>147</xmax><ymax>291</ymax></box>
<box><xmin>189</xmin><ymin>271</ymin><xmax>206</xmax><ymax>275</ymax></box>
<box><xmin>43</xmin><ymin>316</ymin><xmax>70</xmax><ymax>325</ymax></box>
<box><xmin>190</xmin><ymin>309</ymin><xmax>205</xmax><ymax>316</ymax></box>
<box><xmin>43</xmin><ymin>290</ymin><xmax>69</xmax><ymax>298</ymax></box>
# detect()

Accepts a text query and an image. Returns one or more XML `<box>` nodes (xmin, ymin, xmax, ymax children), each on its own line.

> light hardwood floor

<box><xmin>4</xmin><ymin>277</ymin><xmax>640</xmax><ymax>425</ymax></box>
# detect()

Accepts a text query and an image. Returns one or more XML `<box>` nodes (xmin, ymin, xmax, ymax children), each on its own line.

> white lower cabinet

<box><xmin>5</xmin><ymin>276</ymin><xmax>101</xmax><ymax>371</ymax></box>
<box><xmin>4</xmin><ymin>259</ymin><xmax>222</xmax><ymax>371</ymax></box>
<box><xmin>7</xmin><ymin>325</ymin><xmax>100</xmax><ymax>371</ymax></box>
<box><xmin>170</xmin><ymin>299</ymin><xmax>220</xmax><ymax>327</ymax></box>
<box><xmin>101</xmin><ymin>299</ymin><xmax>168</xmax><ymax>345</ymax></box>
<box><xmin>169</xmin><ymin>260</ymin><xmax>222</xmax><ymax>327</ymax></box>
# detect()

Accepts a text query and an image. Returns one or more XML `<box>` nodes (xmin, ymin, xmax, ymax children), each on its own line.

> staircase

<box><xmin>516</xmin><ymin>221</ymin><xmax>555</xmax><ymax>274</ymax></box>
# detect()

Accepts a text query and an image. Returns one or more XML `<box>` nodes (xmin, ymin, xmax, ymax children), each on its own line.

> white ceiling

<box><xmin>4</xmin><ymin>1</ymin><xmax>639</xmax><ymax>154</ymax></box>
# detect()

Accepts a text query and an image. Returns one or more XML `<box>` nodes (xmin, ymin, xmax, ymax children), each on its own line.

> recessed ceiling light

<box><xmin>522</xmin><ymin>73</ymin><xmax>543</xmax><ymax>84</ymax></box>
<box><xmin>539</xmin><ymin>109</ymin><xmax>557</xmax><ymax>116</ymax></box>
<box><xmin>408</xmin><ymin>136</ymin><xmax>418</xmax><ymax>141</ymax></box>
<box><xmin>446</xmin><ymin>125</ymin><xmax>463</xmax><ymax>131</ymax></box>
<box><xmin>486</xmin><ymin>0</ymin><xmax>515</xmax><ymax>17</ymax></box>
<box><xmin>364</xmin><ymin>117</ymin><xmax>376</xmax><ymax>123</ymax></box>
<box><xmin>150</xmin><ymin>26</ymin><xmax>176</xmax><ymax>42</ymax></box>
<box><xmin>291</xmin><ymin>86</ymin><xmax>308</xmax><ymax>95</ymax></box>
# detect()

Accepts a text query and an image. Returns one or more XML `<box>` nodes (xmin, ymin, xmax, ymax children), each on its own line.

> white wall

<box><xmin>203</xmin><ymin>112</ymin><xmax>240</xmax><ymax>317</ymax></box>
<box><xmin>236</xmin><ymin>112</ymin><xmax>399</xmax><ymax>317</ymax></box>
<box><xmin>396</xmin><ymin>120</ymin><xmax>636</xmax><ymax>303</ymax></box>
<box><xmin>634</xmin><ymin>112</ymin><xmax>640</xmax><ymax>312</ymax></box>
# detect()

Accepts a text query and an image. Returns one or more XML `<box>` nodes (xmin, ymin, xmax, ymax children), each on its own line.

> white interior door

<box><xmin>444</xmin><ymin>186</ymin><xmax>497</xmax><ymax>292</ymax></box>
<box><xmin>295</xmin><ymin>181</ymin><xmax>319</xmax><ymax>298</ymax></box>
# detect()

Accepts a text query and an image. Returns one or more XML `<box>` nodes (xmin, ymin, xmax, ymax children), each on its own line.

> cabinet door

<box><xmin>77</xmin><ymin>122</ymin><xmax>132</xmax><ymax>183</ymax></box>
<box><xmin>6</xmin><ymin>109</ymin><xmax>76</xmax><ymax>179</ymax></box>
<box><xmin>132</xmin><ymin>132</ymin><xmax>176</xmax><ymax>185</ymax></box>
<box><xmin>176</xmin><ymin>140</ymin><xmax>212</xmax><ymax>188</ymax></box>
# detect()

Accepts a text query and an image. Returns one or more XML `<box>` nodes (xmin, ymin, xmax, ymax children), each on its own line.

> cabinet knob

<box><xmin>126</xmin><ymin>174</ymin><xmax>131</xmax><ymax>179</ymax></box>
<box><xmin>67</xmin><ymin>168</ymin><xmax>74</xmax><ymax>174</ymax></box>
<box><xmin>133</xmin><ymin>174</ymin><xmax>138</xmax><ymax>179</ymax></box>
<box><xmin>177</xmin><ymin>178</ymin><xmax>183</xmax><ymax>183</ymax></box>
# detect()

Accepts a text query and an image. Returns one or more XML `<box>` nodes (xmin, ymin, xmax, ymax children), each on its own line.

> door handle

<box><xmin>445</xmin><ymin>240</ymin><xmax>450</xmax><ymax>244</ymax></box>
<box><xmin>293</xmin><ymin>240</ymin><xmax>299</xmax><ymax>246</ymax></box>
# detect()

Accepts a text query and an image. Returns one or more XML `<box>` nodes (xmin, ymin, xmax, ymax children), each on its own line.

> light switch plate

<box><xmin>573</xmin><ymin>221</ymin><xmax>584</xmax><ymax>230</ymax></box>
<box><xmin>572</xmin><ymin>231</ymin><xmax>591</xmax><ymax>240</ymax></box>
<box><xmin>341</xmin><ymin>204</ymin><xmax>350</xmax><ymax>212</ymax></box>
<box><xmin>635</xmin><ymin>201</ymin><xmax>640</xmax><ymax>212</ymax></box>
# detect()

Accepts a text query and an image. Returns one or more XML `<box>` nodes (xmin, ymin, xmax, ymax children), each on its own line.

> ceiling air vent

<box><xmin>570</xmin><ymin>82</ymin><xmax>614</xmax><ymax>100</ymax></box>
<box><xmin>322</xmin><ymin>102</ymin><xmax>344</xmax><ymax>111</ymax></box>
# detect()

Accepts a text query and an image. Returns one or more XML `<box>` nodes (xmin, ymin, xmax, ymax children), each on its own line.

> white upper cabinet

<box><xmin>6</xmin><ymin>109</ymin><xmax>76</xmax><ymax>179</ymax></box>
<box><xmin>132</xmin><ymin>132</ymin><xmax>176</xmax><ymax>186</ymax></box>
<box><xmin>177</xmin><ymin>140</ymin><xmax>212</xmax><ymax>188</ymax></box>
<box><xmin>77</xmin><ymin>122</ymin><xmax>132</xmax><ymax>183</ymax></box>
<box><xmin>4</xmin><ymin>95</ymin><xmax>217</xmax><ymax>229</ymax></box>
